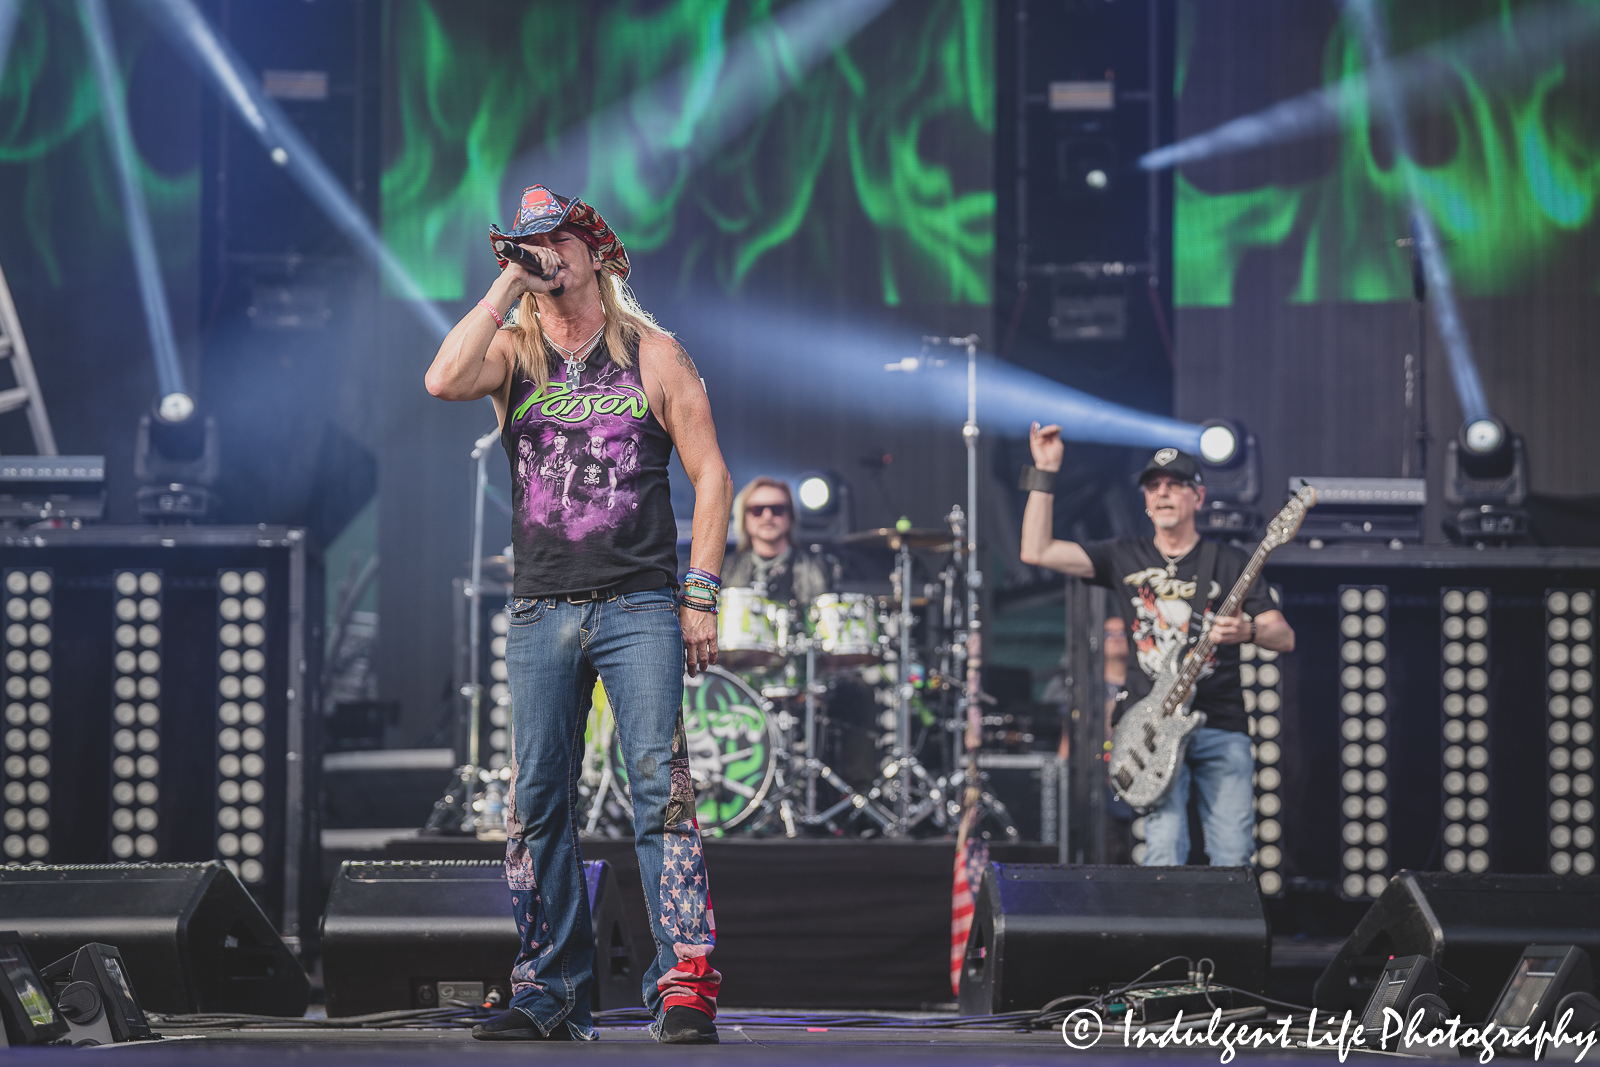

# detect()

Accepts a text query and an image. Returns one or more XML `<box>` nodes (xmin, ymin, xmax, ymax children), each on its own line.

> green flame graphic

<box><xmin>380</xmin><ymin>0</ymin><xmax>994</xmax><ymax>306</ymax></box>
<box><xmin>1175</xmin><ymin>0</ymin><xmax>1600</xmax><ymax>307</ymax></box>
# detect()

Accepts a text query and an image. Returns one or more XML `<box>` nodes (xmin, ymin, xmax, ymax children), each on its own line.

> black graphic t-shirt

<box><xmin>1081</xmin><ymin>538</ymin><xmax>1276</xmax><ymax>734</ymax></box>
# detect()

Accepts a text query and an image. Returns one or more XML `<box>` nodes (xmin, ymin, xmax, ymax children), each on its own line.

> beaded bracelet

<box><xmin>679</xmin><ymin>596</ymin><xmax>718</xmax><ymax>615</ymax></box>
<box><xmin>686</xmin><ymin>567</ymin><xmax>721</xmax><ymax>588</ymax></box>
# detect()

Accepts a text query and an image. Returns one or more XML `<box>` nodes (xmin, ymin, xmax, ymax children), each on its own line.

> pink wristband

<box><xmin>478</xmin><ymin>299</ymin><xmax>504</xmax><ymax>328</ymax></box>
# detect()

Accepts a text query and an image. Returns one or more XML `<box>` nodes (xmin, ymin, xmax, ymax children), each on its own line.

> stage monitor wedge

<box><xmin>321</xmin><ymin>859</ymin><xmax>638</xmax><ymax>1017</ymax></box>
<box><xmin>1314</xmin><ymin>871</ymin><xmax>1600</xmax><ymax>1021</ymax></box>
<box><xmin>0</xmin><ymin>861</ymin><xmax>309</xmax><ymax>1016</ymax></box>
<box><xmin>959</xmin><ymin>864</ymin><xmax>1269</xmax><ymax>1015</ymax></box>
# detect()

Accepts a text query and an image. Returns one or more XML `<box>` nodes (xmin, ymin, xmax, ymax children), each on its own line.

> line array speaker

<box><xmin>958</xmin><ymin>864</ymin><xmax>1269</xmax><ymax>1015</ymax></box>
<box><xmin>0</xmin><ymin>861</ymin><xmax>309</xmax><ymax>1016</ymax></box>
<box><xmin>1314</xmin><ymin>871</ymin><xmax>1600</xmax><ymax>1021</ymax></box>
<box><xmin>321</xmin><ymin>859</ymin><xmax>639</xmax><ymax>1017</ymax></box>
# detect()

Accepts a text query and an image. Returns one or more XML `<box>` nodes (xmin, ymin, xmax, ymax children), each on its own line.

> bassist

<box><xmin>1019</xmin><ymin>427</ymin><xmax>1295</xmax><ymax>867</ymax></box>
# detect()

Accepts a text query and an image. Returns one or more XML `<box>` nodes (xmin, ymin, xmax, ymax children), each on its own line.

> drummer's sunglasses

<box><xmin>746</xmin><ymin>503</ymin><xmax>791</xmax><ymax>518</ymax></box>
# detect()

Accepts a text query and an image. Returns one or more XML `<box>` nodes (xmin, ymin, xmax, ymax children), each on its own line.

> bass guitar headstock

<box><xmin>1262</xmin><ymin>483</ymin><xmax>1317</xmax><ymax>550</ymax></box>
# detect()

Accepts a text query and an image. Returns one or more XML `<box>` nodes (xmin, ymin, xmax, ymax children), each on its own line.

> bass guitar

<box><xmin>1109</xmin><ymin>485</ymin><xmax>1316</xmax><ymax>810</ymax></box>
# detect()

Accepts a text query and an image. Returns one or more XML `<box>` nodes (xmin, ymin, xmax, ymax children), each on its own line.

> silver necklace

<box><xmin>547</xmin><ymin>321</ymin><xmax>605</xmax><ymax>380</ymax></box>
<box><xmin>1157</xmin><ymin>545</ymin><xmax>1186</xmax><ymax>577</ymax></box>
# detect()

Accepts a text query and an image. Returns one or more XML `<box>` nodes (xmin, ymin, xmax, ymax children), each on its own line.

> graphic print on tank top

<box><xmin>502</xmin><ymin>341</ymin><xmax>678</xmax><ymax>599</ymax></box>
<box><xmin>511</xmin><ymin>360</ymin><xmax>653</xmax><ymax>540</ymax></box>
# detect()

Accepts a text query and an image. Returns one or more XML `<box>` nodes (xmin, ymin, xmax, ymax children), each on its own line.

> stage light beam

<box><xmin>0</xmin><ymin>0</ymin><xmax>22</xmax><ymax>87</ymax></box>
<box><xmin>1140</xmin><ymin>1</ymin><xmax>1600</xmax><ymax>173</ymax></box>
<box><xmin>1342</xmin><ymin>0</ymin><xmax>1492</xmax><ymax>425</ymax></box>
<box><xmin>506</xmin><ymin>0</ymin><xmax>895</xmax><ymax>237</ymax></box>
<box><xmin>134</xmin><ymin>0</ymin><xmax>452</xmax><ymax>343</ymax></box>
<box><xmin>78</xmin><ymin>0</ymin><xmax>189</xmax><ymax>410</ymax></box>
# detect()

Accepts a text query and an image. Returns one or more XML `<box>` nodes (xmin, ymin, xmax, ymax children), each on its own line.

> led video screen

<box><xmin>1174</xmin><ymin>0</ymin><xmax>1600</xmax><ymax>308</ymax></box>
<box><xmin>379</xmin><ymin>0</ymin><xmax>994</xmax><ymax>310</ymax></box>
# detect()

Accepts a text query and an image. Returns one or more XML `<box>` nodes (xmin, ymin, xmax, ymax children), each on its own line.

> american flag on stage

<box><xmin>949</xmin><ymin>837</ymin><xmax>989</xmax><ymax>996</ymax></box>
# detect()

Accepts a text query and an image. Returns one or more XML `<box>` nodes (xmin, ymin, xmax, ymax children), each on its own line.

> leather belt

<box><xmin>564</xmin><ymin>587</ymin><xmax>619</xmax><ymax>605</ymax></box>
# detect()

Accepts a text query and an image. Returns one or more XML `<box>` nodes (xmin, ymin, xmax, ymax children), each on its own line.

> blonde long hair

<box><xmin>508</xmin><ymin>264</ymin><xmax>665</xmax><ymax>391</ymax></box>
<box><xmin>733</xmin><ymin>476</ymin><xmax>796</xmax><ymax>552</ymax></box>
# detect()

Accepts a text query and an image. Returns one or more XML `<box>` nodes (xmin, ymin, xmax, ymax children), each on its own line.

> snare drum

<box><xmin>716</xmin><ymin>587</ymin><xmax>783</xmax><ymax>668</ymax></box>
<box><xmin>807</xmin><ymin>593</ymin><xmax>882</xmax><ymax>664</ymax></box>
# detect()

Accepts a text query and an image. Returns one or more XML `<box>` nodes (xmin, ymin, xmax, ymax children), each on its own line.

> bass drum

<box><xmin>603</xmin><ymin>666</ymin><xmax>778</xmax><ymax>834</ymax></box>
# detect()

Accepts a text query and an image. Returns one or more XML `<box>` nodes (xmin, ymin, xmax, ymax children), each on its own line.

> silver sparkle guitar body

<box><xmin>1109</xmin><ymin>640</ymin><xmax>1207</xmax><ymax>811</ymax></box>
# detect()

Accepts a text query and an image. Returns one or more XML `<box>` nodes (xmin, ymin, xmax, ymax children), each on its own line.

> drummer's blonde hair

<box><xmin>734</xmin><ymin>476</ymin><xmax>795</xmax><ymax>552</ymax></box>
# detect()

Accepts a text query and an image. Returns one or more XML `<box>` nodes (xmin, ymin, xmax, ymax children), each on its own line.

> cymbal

<box><xmin>843</xmin><ymin>527</ymin><xmax>958</xmax><ymax>550</ymax></box>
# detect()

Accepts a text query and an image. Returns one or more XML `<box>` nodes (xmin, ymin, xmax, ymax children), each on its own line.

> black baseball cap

<box><xmin>1136</xmin><ymin>448</ymin><xmax>1203</xmax><ymax>487</ymax></box>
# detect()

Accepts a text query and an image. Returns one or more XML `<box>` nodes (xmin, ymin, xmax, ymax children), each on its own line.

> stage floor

<box><xmin>78</xmin><ymin>1019</ymin><xmax>1333</xmax><ymax>1064</ymax></box>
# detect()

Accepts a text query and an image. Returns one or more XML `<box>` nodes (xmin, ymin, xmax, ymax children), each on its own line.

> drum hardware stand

<box><xmin>754</xmin><ymin>635</ymin><xmax>894</xmax><ymax>835</ymax></box>
<box><xmin>426</xmin><ymin>426</ymin><xmax>501</xmax><ymax>836</ymax></box>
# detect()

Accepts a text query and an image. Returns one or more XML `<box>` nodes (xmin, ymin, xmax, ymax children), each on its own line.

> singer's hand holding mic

<box><xmin>494</xmin><ymin>239</ymin><xmax>564</xmax><ymax>287</ymax></box>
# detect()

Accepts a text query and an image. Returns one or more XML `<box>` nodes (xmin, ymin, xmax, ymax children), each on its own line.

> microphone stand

<box><xmin>426</xmin><ymin>425</ymin><xmax>500</xmax><ymax>835</ymax></box>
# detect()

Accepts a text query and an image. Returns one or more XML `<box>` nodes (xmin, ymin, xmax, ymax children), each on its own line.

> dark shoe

<box><xmin>472</xmin><ymin>1008</ymin><xmax>573</xmax><ymax>1041</ymax></box>
<box><xmin>655</xmin><ymin>1005</ymin><xmax>718</xmax><ymax>1045</ymax></box>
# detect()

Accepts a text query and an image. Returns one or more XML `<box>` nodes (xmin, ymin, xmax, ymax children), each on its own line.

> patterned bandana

<box><xmin>489</xmin><ymin>184</ymin><xmax>631</xmax><ymax>280</ymax></box>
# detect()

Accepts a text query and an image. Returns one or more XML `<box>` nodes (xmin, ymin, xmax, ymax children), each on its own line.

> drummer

<box><xmin>723</xmin><ymin>476</ymin><xmax>832</xmax><ymax>606</ymax></box>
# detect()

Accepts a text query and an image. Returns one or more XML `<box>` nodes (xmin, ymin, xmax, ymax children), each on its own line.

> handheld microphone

<box><xmin>493</xmin><ymin>239</ymin><xmax>561</xmax><ymax>281</ymax></box>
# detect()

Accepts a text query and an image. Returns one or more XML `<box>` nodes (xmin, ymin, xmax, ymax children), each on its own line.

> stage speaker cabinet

<box><xmin>321</xmin><ymin>859</ymin><xmax>639</xmax><ymax>1017</ymax></box>
<box><xmin>0</xmin><ymin>527</ymin><xmax>322</xmax><ymax>945</ymax></box>
<box><xmin>958</xmin><ymin>864</ymin><xmax>1269</xmax><ymax>1015</ymax></box>
<box><xmin>0</xmin><ymin>861</ymin><xmax>310</xmax><ymax>1016</ymax></box>
<box><xmin>1314</xmin><ymin>871</ymin><xmax>1600</xmax><ymax>1021</ymax></box>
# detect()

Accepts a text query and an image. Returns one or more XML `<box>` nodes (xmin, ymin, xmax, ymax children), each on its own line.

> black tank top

<box><xmin>502</xmin><ymin>336</ymin><xmax>678</xmax><ymax>597</ymax></box>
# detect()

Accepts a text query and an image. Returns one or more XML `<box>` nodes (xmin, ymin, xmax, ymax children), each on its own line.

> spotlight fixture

<box><xmin>1199</xmin><ymin>423</ymin><xmax>1239</xmax><ymax>466</ymax></box>
<box><xmin>1444</xmin><ymin>414</ymin><xmax>1529</xmax><ymax>545</ymax></box>
<box><xmin>1440</xmin><ymin>587</ymin><xmax>1492</xmax><ymax>875</ymax></box>
<box><xmin>1338</xmin><ymin>585</ymin><xmax>1392</xmax><ymax>900</ymax></box>
<box><xmin>158</xmin><ymin>392</ymin><xmax>195</xmax><ymax>424</ymax></box>
<box><xmin>1463</xmin><ymin>418</ymin><xmax>1503</xmax><ymax>455</ymax></box>
<box><xmin>1057</xmin><ymin>136</ymin><xmax>1116</xmax><ymax>197</ymax></box>
<box><xmin>133</xmin><ymin>400</ymin><xmax>219</xmax><ymax>522</ymax></box>
<box><xmin>1196</xmin><ymin>418</ymin><xmax>1262</xmax><ymax>540</ymax></box>
<box><xmin>797</xmin><ymin>475</ymin><xmax>833</xmax><ymax>514</ymax></box>
<box><xmin>794</xmin><ymin>471</ymin><xmax>852</xmax><ymax>540</ymax></box>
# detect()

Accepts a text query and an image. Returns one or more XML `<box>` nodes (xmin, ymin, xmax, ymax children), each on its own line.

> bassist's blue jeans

<box><xmin>1140</xmin><ymin>727</ymin><xmax>1256</xmax><ymax>867</ymax></box>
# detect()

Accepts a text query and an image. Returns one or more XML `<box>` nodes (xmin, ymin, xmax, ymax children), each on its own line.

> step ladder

<box><xmin>0</xmin><ymin>259</ymin><xmax>56</xmax><ymax>456</ymax></box>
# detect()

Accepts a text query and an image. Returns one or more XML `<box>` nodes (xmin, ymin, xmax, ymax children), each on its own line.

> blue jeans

<box><xmin>501</xmin><ymin>589</ymin><xmax>719</xmax><ymax>1038</ymax></box>
<box><xmin>1140</xmin><ymin>726</ymin><xmax>1255</xmax><ymax>867</ymax></box>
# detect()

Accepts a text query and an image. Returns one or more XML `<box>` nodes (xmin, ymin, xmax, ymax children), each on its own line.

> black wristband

<box><xmin>1249</xmin><ymin>617</ymin><xmax>1257</xmax><ymax>643</ymax></box>
<box><xmin>1019</xmin><ymin>465</ymin><xmax>1057</xmax><ymax>494</ymax></box>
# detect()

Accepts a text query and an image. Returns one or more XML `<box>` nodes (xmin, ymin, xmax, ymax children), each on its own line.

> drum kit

<box><xmin>571</xmin><ymin>508</ymin><xmax>1020</xmax><ymax>840</ymax></box>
